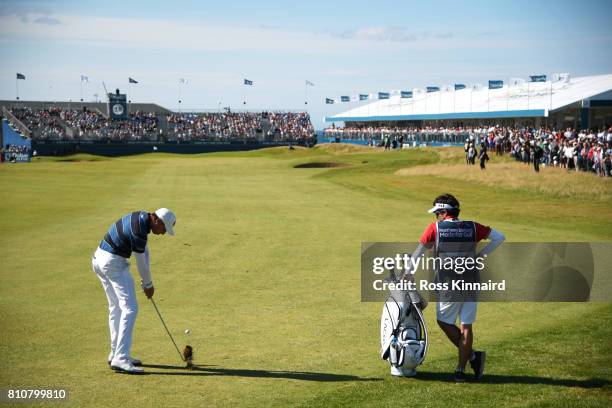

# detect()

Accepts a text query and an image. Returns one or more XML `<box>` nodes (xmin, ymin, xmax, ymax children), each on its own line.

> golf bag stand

<box><xmin>380</xmin><ymin>288</ymin><xmax>429</xmax><ymax>377</ymax></box>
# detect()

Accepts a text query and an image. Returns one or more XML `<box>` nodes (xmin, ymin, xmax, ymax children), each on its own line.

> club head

<box><xmin>183</xmin><ymin>345</ymin><xmax>193</xmax><ymax>368</ymax></box>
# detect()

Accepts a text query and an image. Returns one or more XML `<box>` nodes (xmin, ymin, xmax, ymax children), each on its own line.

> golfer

<box><xmin>412</xmin><ymin>194</ymin><xmax>504</xmax><ymax>382</ymax></box>
<box><xmin>91</xmin><ymin>208</ymin><xmax>176</xmax><ymax>374</ymax></box>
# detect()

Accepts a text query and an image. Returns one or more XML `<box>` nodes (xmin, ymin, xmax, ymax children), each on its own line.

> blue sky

<box><xmin>1</xmin><ymin>0</ymin><xmax>611</xmax><ymax>129</ymax></box>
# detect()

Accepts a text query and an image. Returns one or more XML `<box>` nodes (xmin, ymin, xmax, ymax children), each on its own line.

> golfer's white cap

<box><xmin>427</xmin><ymin>203</ymin><xmax>457</xmax><ymax>214</ymax></box>
<box><xmin>155</xmin><ymin>208</ymin><xmax>176</xmax><ymax>236</ymax></box>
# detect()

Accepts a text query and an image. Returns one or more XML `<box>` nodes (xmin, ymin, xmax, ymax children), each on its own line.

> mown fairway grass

<box><xmin>0</xmin><ymin>145</ymin><xmax>610</xmax><ymax>407</ymax></box>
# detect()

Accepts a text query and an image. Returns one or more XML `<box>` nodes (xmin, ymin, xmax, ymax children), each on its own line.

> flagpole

<box><xmin>80</xmin><ymin>78</ymin><xmax>83</xmax><ymax>103</ymax></box>
<box><xmin>527</xmin><ymin>81</ymin><xmax>530</xmax><ymax>111</ymax></box>
<box><xmin>178</xmin><ymin>81</ymin><xmax>182</xmax><ymax>113</ymax></box>
<box><xmin>470</xmin><ymin>87</ymin><xmax>473</xmax><ymax>112</ymax></box>
<box><xmin>304</xmin><ymin>82</ymin><xmax>307</xmax><ymax>106</ymax></box>
<box><xmin>506</xmin><ymin>80</ymin><xmax>509</xmax><ymax>111</ymax></box>
<box><xmin>549</xmin><ymin>81</ymin><xmax>553</xmax><ymax>110</ymax></box>
<box><xmin>16</xmin><ymin>77</ymin><xmax>19</xmax><ymax>101</ymax></box>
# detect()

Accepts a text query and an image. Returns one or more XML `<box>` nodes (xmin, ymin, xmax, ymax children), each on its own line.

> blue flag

<box><xmin>340</xmin><ymin>96</ymin><xmax>350</xmax><ymax>102</ymax></box>
<box><xmin>488</xmin><ymin>80</ymin><xmax>503</xmax><ymax>89</ymax></box>
<box><xmin>244</xmin><ymin>79</ymin><xmax>253</xmax><ymax>85</ymax></box>
<box><xmin>359</xmin><ymin>94</ymin><xmax>369</xmax><ymax>101</ymax></box>
<box><xmin>378</xmin><ymin>92</ymin><xmax>389</xmax><ymax>99</ymax></box>
<box><xmin>529</xmin><ymin>75</ymin><xmax>547</xmax><ymax>82</ymax></box>
<box><xmin>16</xmin><ymin>73</ymin><xmax>25</xmax><ymax>80</ymax></box>
<box><xmin>400</xmin><ymin>91</ymin><xmax>413</xmax><ymax>98</ymax></box>
<box><xmin>325</xmin><ymin>98</ymin><xmax>334</xmax><ymax>104</ymax></box>
<box><xmin>426</xmin><ymin>86</ymin><xmax>440</xmax><ymax>93</ymax></box>
<box><xmin>129</xmin><ymin>77</ymin><xmax>138</xmax><ymax>84</ymax></box>
<box><xmin>454</xmin><ymin>84</ymin><xmax>466</xmax><ymax>90</ymax></box>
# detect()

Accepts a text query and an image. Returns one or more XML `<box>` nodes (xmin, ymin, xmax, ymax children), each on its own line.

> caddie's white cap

<box><xmin>427</xmin><ymin>203</ymin><xmax>457</xmax><ymax>214</ymax></box>
<box><xmin>154</xmin><ymin>208</ymin><xmax>176</xmax><ymax>236</ymax></box>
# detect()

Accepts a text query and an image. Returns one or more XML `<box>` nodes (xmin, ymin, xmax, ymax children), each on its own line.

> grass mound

<box><xmin>36</xmin><ymin>153</ymin><xmax>110</xmax><ymax>162</ymax></box>
<box><xmin>315</xmin><ymin>143</ymin><xmax>379</xmax><ymax>155</ymax></box>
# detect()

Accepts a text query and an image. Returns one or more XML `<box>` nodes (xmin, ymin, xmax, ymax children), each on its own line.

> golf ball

<box><xmin>184</xmin><ymin>329</ymin><xmax>190</xmax><ymax>334</ymax></box>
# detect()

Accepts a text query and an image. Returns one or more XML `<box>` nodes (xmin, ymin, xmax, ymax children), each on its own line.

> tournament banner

<box><xmin>426</xmin><ymin>86</ymin><xmax>440</xmax><ymax>93</ymax></box>
<box><xmin>3</xmin><ymin>152</ymin><xmax>31</xmax><ymax>162</ymax></box>
<box><xmin>488</xmin><ymin>80</ymin><xmax>504</xmax><ymax>89</ymax></box>
<box><xmin>325</xmin><ymin>98</ymin><xmax>334</xmax><ymax>104</ymax></box>
<box><xmin>529</xmin><ymin>75</ymin><xmax>547</xmax><ymax>82</ymax></box>
<box><xmin>378</xmin><ymin>92</ymin><xmax>390</xmax><ymax>99</ymax></box>
<box><xmin>454</xmin><ymin>84</ymin><xmax>466</xmax><ymax>90</ymax></box>
<box><xmin>359</xmin><ymin>94</ymin><xmax>369</xmax><ymax>101</ymax></box>
<box><xmin>400</xmin><ymin>91</ymin><xmax>413</xmax><ymax>98</ymax></box>
<box><xmin>108</xmin><ymin>92</ymin><xmax>128</xmax><ymax>120</ymax></box>
<box><xmin>340</xmin><ymin>96</ymin><xmax>350</xmax><ymax>102</ymax></box>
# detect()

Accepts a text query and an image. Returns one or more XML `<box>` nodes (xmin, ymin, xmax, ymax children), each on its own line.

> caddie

<box><xmin>91</xmin><ymin>208</ymin><xmax>176</xmax><ymax>374</ymax></box>
<box><xmin>411</xmin><ymin>194</ymin><xmax>504</xmax><ymax>382</ymax></box>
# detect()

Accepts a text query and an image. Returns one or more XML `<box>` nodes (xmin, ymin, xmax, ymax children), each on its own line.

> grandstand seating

<box><xmin>3</xmin><ymin>106</ymin><xmax>314</xmax><ymax>142</ymax></box>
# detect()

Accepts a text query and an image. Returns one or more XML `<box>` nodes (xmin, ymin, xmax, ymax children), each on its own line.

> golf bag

<box><xmin>380</xmin><ymin>287</ymin><xmax>428</xmax><ymax>377</ymax></box>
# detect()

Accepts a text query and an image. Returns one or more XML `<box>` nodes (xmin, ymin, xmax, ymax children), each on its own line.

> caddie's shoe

<box><xmin>470</xmin><ymin>351</ymin><xmax>486</xmax><ymax>380</ymax></box>
<box><xmin>454</xmin><ymin>370</ymin><xmax>466</xmax><ymax>383</ymax></box>
<box><xmin>110</xmin><ymin>358</ymin><xmax>144</xmax><ymax>374</ymax></box>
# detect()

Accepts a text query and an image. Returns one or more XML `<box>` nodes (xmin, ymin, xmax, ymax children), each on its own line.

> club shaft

<box><xmin>150</xmin><ymin>298</ymin><xmax>185</xmax><ymax>361</ymax></box>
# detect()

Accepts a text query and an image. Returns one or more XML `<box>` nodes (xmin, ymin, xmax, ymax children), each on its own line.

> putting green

<box><xmin>0</xmin><ymin>146</ymin><xmax>610</xmax><ymax>407</ymax></box>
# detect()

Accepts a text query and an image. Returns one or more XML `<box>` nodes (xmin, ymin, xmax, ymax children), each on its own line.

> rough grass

<box><xmin>396</xmin><ymin>162</ymin><xmax>612</xmax><ymax>202</ymax></box>
<box><xmin>315</xmin><ymin>143</ymin><xmax>382</xmax><ymax>154</ymax></box>
<box><xmin>0</xmin><ymin>145</ymin><xmax>610</xmax><ymax>407</ymax></box>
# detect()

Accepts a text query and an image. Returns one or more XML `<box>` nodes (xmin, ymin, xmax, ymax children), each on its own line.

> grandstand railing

<box><xmin>2</xmin><ymin>107</ymin><xmax>32</xmax><ymax>138</ymax></box>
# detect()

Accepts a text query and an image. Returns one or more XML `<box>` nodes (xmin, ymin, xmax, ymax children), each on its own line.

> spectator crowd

<box><xmin>8</xmin><ymin>107</ymin><xmax>158</xmax><ymax>141</ymax></box>
<box><xmin>325</xmin><ymin>124</ymin><xmax>612</xmax><ymax>177</ymax></box>
<box><xmin>6</xmin><ymin>107</ymin><xmax>314</xmax><ymax>143</ymax></box>
<box><xmin>167</xmin><ymin>111</ymin><xmax>314</xmax><ymax>141</ymax></box>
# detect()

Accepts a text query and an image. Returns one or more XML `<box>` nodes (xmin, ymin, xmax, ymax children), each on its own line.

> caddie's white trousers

<box><xmin>92</xmin><ymin>247</ymin><xmax>138</xmax><ymax>362</ymax></box>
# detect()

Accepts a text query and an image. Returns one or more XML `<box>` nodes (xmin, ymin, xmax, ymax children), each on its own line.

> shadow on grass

<box><xmin>414</xmin><ymin>371</ymin><xmax>609</xmax><ymax>388</ymax></box>
<box><xmin>140</xmin><ymin>363</ymin><xmax>380</xmax><ymax>382</ymax></box>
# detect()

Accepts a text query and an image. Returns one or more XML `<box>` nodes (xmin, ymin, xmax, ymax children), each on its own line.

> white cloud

<box><xmin>0</xmin><ymin>13</ymin><xmax>514</xmax><ymax>55</ymax></box>
<box><xmin>33</xmin><ymin>16</ymin><xmax>62</xmax><ymax>25</ymax></box>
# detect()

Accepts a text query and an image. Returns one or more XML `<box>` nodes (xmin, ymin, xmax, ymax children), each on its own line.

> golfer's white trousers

<box><xmin>92</xmin><ymin>247</ymin><xmax>138</xmax><ymax>362</ymax></box>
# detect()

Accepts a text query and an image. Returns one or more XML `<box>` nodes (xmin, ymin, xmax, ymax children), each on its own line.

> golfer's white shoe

<box><xmin>108</xmin><ymin>355</ymin><xmax>142</xmax><ymax>366</ymax></box>
<box><xmin>128</xmin><ymin>357</ymin><xmax>142</xmax><ymax>366</ymax></box>
<box><xmin>110</xmin><ymin>358</ymin><xmax>144</xmax><ymax>374</ymax></box>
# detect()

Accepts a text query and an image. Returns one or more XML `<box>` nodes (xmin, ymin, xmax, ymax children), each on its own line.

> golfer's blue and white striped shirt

<box><xmin>99</xmin><ymin>211</ymin><xmax>150</xmax><ymax>258</ymax></box>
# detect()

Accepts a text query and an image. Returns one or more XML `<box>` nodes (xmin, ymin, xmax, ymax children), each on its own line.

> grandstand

<box><xmin>325</xmin><ymin>73</ymin><xmax>612</xmax><ymax>130</ymax></box>
<box><xmin>0</xmin><ymin>101</ymin><xmax>316</xmax><ymax>157</ymax></box>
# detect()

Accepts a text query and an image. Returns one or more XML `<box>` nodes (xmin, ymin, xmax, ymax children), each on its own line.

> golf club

<box><xmin>150</xmin><ymin>298</ymin><xmax>185</xmax><ymax>362</ymax></box>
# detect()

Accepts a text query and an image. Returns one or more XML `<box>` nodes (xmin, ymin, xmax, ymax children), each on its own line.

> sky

<box><xmin>1</xmin><ymin>0</ymin><xmax>611</xmax><ymax>129</ymax></box>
